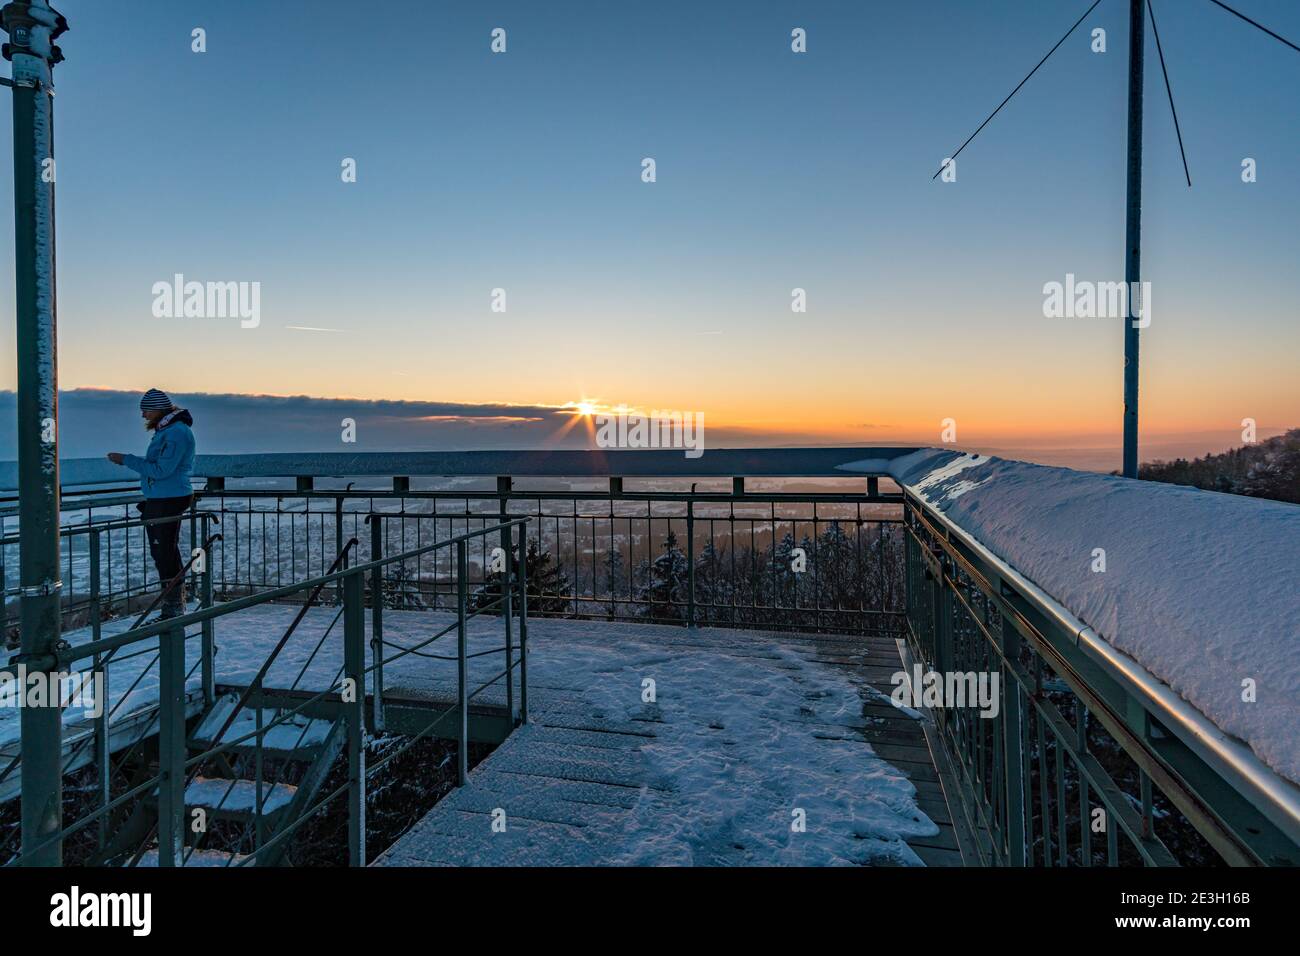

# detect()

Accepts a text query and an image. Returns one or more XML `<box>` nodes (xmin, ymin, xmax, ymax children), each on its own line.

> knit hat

<box><xmin>140</xmin><ymin>388</ymin><xmax>173</xmax><ymax>411</ymax></box>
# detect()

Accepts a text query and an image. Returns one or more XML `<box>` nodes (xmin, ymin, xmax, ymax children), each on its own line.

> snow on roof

<box><xmin>841</xmin><ymin>449</ymin><xmax>1300</xmax><ymax>787</ymax></box>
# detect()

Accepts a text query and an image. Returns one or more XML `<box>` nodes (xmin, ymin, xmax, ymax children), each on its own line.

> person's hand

<box><xmin>106</xmin><ymin>452</ymin><xmax>124</xmax><ymax>465</ymax></box>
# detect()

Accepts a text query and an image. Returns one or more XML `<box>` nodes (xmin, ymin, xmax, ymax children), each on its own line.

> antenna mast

<box><xmin>1122</xmin><ymin>0</ymin><xmax>1144</xmax><ymax>478</ymax></box>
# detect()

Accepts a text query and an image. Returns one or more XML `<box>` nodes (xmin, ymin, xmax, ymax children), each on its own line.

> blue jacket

<box><xmin>121</xmin><ymin>409</ymin><xmax>196</xmax><ymax>499</ymax></box>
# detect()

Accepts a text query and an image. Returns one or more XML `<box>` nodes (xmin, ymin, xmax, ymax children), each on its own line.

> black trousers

<box><xmin>139</xmin><ymin>495</ymin><xmax>193</xmax><ymax>594</ymax></box>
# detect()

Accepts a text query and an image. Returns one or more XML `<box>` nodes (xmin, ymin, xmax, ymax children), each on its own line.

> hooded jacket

<box><xmin>121</xmin><ymin>408</ymin><xmax>196</xmax><ymax>499</ymax></box>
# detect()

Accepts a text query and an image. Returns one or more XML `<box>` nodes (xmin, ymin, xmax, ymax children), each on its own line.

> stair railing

<box><xmin>170</xmin><ymin>537</ymin><xmax>360</xmax><ymax>866</ymax></box>
<box><xmin>0</xmin><ymin>511</ymin><xmax>220</xmax><ymax>862</ymax></box>
<box><xmin>4</xmin><ymin>516</ymin><xmax>531</xmax><ymax>867</ymax></box>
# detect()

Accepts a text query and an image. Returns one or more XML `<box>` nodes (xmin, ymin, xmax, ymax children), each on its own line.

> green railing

<box><xmin>1</xmin><ymin>515</ymin><xmax>530</xmax><ymax>867</ymax></box>
<box><xmin>11</xmin><ymin>449</ymin><xmax>1295</xmax><ymax>868</ymax></box>
<box><xmin>2</xmin><ymin>508</ymin><xmax>221</xmax><ymax>649</ymax></box>
<box><xmin>903</xmin><ymin>492</ymin><xmax>1300</xmax><ymax>867</ymax></box>
<box><xmin>189</xmin><ymin>482</ymin><xmax>906</xmax><ymax>637</ymax></box>
<box><xmin>0</xmin><ymin>511</ymin><xmax>221</xmax><ymax>820</ymax></box>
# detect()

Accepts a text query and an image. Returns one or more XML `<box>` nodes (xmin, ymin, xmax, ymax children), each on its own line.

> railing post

<box><xmin>369</xmin><ymin>517</ymin><xmax>385</xmax><ymax>733</ymax></box>
<box><xmin>188</xmin><ymin>509</ymin><xmax>197</xmax><ymax>599</ymax></box>
<box><xmin>686</xmin><ymin>495</ymin><xmax>696</xmax><ymax>628</ymax></box>
<box><xmin>1140</xmin><ymin>768</ymin><xmax>1154</xmax><ymax>839</ymax></box>
<box><xmin>343</xmin><ymin>570</ymin><xmax>366</xmax><ymax>866</ymax></box>
<box><xmin>935</xmin><ymin>554</ymin><xmax>953</xmax><ymax>676</ymax></box>
<box><xmin>456</xmin><ymin>539</ymin><xmax>469</xmax><ymax>787</ymax></box>
<box><xmin>1077</xmin><ymin>700</ymin><xmax>1092</xmax><ymax>866</ymax></box>
<box><xmin>335</xmin><ymin>496</ymin><xmax>344</xmax><ymax>606</ymax></box>
<box><xmin>254</xmin><ymin>690</ymin><xmax>265</xmax><ymax>852</ymax></box>
<box><xmin>498</xmin><ymin>486</ymin><xmax>514</xmax><ymax>722</ymax></box>
<box><xmin>9</xmin><ymin>0</ymin><xmax>66</xmax><ymax>867</ymax></box>
<box><xmin>90</xmin><ymin>529</ymin><xmax>109</xmax><ymax>850</ymax></box>
<box><xmin>1000</xmin><ymin>615</ymin><xmax>1027</xmax><ymax>866</ymax></box>
<box><xmin>200</xmin><ymin>516</ymin><xmax>215</xmax><ymax>707</ymax></box>
<box><xmin>518</xmin><ymin>530</ymin><xmax>529</xmax><ymax>725</ymax></box>
<box><xmin>156</xmin><ymin>624</ymin><xmax>187</xmax><ymax>867</ymax></box>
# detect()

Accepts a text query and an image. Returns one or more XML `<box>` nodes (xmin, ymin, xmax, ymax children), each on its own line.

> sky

<box><xmin>0</xmin><ymin>0</ymin><xmax>1297</xmax><ymax>468</ymax></box>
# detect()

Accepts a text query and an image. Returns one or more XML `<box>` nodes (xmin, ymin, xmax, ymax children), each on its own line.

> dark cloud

<box><xmin>0</xmin><ymin>389</ymin><xmax>869</xmax><ymax>459</ymax></box>
<box><xmin>0</xmin><ymin>388</ymin><xmax>578</xmax><ymax>457</ymax></box>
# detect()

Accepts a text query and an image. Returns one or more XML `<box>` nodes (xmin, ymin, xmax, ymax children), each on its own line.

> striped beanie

<box><xmin>139</xmin><ymin>388</ymin><xmax>173</xmax><ymax>411</ymax></box>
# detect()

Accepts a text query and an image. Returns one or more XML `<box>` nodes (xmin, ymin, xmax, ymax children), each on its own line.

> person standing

<box><xmin>107</xmin><ymin>389</ymin><xmax>196</xmax><ymax>618</ymax></box>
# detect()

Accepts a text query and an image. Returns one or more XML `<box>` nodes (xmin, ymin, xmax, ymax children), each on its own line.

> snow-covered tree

<box><xmin>472</xmin><ymin>537</ymin><xmax>572</xmax><ymax>615</ymax></box>
<box><xmin>635</xmin><ymin>530</ymin><xmax>689</xmax><ymax>621</ymax></box>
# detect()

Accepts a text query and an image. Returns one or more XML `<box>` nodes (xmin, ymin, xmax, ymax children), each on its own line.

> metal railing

<box><xmin>2</xmin><ymin>505</ymin><xmax>219</xmax><ymax>647</ymax></box>
<box><xmin>1</xmin><ymin>516</ymin><xmax>531</xmax><ymax>867</ymax></box>
<box><xmin>903</xmin><ymin>491</ymin><xmax>1300</xmax><ymax>867</ymax></box>
<box><xmin>191</xmin><ymin>481</ymin><xmax>906</xmax><ymax>638</ymax></box>
<box><xmin>13</xmin><ymin>451</ymin><xmax>1293</xmax><ymax>868</ymax></box>
<box><xmin>0</xmin><ymin>511</ymin><xmax>221</xmax><ymax>818</ymax></box>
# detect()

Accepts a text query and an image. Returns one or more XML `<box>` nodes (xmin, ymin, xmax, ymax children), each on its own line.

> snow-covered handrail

<box><xmin>869</xmin><ymin>448</ymin><xmax>1300</xmax><ymax>865</ymax></box>
<box><xmin>0</xmin><ymin>447</ymin><xmax>924</xmax><ymax>491</ymax></box>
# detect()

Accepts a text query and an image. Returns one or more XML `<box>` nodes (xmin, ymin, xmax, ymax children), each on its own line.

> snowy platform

<box><xmin>5</xmin><ymin>603</ymin><xmax>966</xmax><ymax>865</ymax></box>
<box><xmin>376</xmin><ymin>617</ymin><xmax>963</xmax><ymax>867</ymax></box>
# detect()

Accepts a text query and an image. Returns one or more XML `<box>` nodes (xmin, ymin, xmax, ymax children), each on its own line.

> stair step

<box><xmin>137</xmin><ymin>848</ymin><xmax>248</xmax><ymax>867</ymax></box>
<box><xmin>185</xmin><ymin>775</ymin><xmax>298</xmax><ymax>818</ymax></box>
<box><xmin>190</xmin><ymin>694</ymin><xmax>333</xmax><ymax>760</ymax></box>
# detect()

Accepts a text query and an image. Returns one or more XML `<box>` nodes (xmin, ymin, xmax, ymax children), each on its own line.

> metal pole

<box><xmin>369</xmin><ymin>517</ymin><xmax>384</xmax><ymax>732</ymax></box>
<box><xmin>1001</xmin><ymin>618</ymin><xmax>1027</xmax><ymax>866</ymax></box>
<box><xmin>498</xmin><ymin>480</ymin><xmax>513</xmax><ymax>721</ymax></box>
<box><xmin>200</xmin><ymin>516</ymin><xmax>215</xmax><ymax>706</ymax></box>
<box><xmin>517</xmin><ymin>529</ymin><xmax>528</xmax><ymax>725</ymax></box>
<box><xmin>456</xmin><ymin>539</ymin><xmax>468</xmax><ymax>786</ymax></box>
<box><xmin>343</xmin><ymin>570</ymin><xmax>366</xmax><ymax>866</ymax></box>
<box><xmin>90</xmin><ymin>530</ymin><xmax>108</xmax><ymax>850</ymax></box>
<box><xmin>1122</xmin><ymin>0</ymin><xmax>1144</xmax><ymax>478</ymax></box>
<box><xmin>5</xmin><ymin>0</ymin><xmax>67</xmax><ymax>867</ymax></box>
<box><xmin>501</xmin><ymin>520</ymin><xmax>514</xmax><ymax>721</ymax></box>
<box><xmin>254</xmin><ymin>694</ymin><xmax>265</xmax><ymax>852</ymax></box>
<box><xmin>686</xmin><ymin>491</ymin><xmax>695</xmax><ymax>628</ymax></box>
<box><xmin>157</xmin><ymin>625</ymin><xmax>186</xmax><ymax>867</ymax></box>
<box><xmin>334</xmin><ymin>496</ymin><xmax>344</xmax><ymax>606</ymax></box>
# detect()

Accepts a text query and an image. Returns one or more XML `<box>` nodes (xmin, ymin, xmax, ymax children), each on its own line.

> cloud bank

<box><xmin>0</xmin><ymin>389</ymin><xmax>814</xmax><ymax>458</ymax></box>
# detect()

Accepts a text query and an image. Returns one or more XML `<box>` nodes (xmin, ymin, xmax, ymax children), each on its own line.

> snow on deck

<box><xmin>5</xmin><ymin>604</ymin><xmax>951</xmax><ymax>865</ymax></box>
<box><xmin>377</xmin><ymin>617</ymin><xmax>942</xmax><ymax>867</ymax></box>
<box><xmin>842</xmin><ymin>448</ymin><xmax>1300</xmax><ymax>787</ymax></box>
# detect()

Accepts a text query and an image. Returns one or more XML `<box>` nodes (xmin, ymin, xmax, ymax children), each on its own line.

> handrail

<box><xmin>0</xmin><ymin>447</ymin><xmax>920</xmax><ymax>491</ymax></box>
<box><xmin>902</xmin><ymin>486</ymin><xmax>1300</xmax><ymax>865</ymax></box>
<box><xmin>0</xmin><ymin>509</ymin><xmax>221</xmax><ymax>548</ymax></box>
<box><xmin>4</xmin><ymin>517</ymin><xmax>533</xmax><ymax>675</ymax></box>
<box><xmin>6</xmin><ymin>512</ymin><xmax>533</xmax><ymax>867</ymax></box>
<box><xmin>191</xmin><ymin>537</ymin><xmax>358</xmax><ymax>787</ymax></box>
<box><xmin>185</xmin><ymin>515</ymin><xmax>530</xmax><ymax>867</ymax></box>
<box><xmin>911</xmin><ymin>490</ymin><xmax>1300</xmax><ymax>838</ymax></box>
<box><xmin>152</xmin><ymin>538</ymin><xmax>359</xmax><ymax>869</ymax></box>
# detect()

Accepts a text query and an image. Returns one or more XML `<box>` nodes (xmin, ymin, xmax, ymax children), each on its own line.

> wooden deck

<box><xmin>376</xmin><ymin>618</ymin><xmax>972</xmax><ymax>867</ymax></box>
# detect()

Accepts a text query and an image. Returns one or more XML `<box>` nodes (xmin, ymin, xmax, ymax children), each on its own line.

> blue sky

<box><xmin>0</xmin><ymin>0</ymin><xmax>1296</xmax><ymax>464</ymax></box>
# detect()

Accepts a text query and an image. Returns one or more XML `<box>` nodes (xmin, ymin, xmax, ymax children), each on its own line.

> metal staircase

<box><xmin>5</xmin><ymin>515</ymin><xmax>532</xmax><ymax>867</ymax></box>
<box><xmin>97</xmin><ymin>691</ymin><xmax>346</xmax><ymax>867</ymax></box>
<box><xmin>179</xmin><ymin>693</ymin><xmax>347</xmax><ymax>866</ymax></box>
